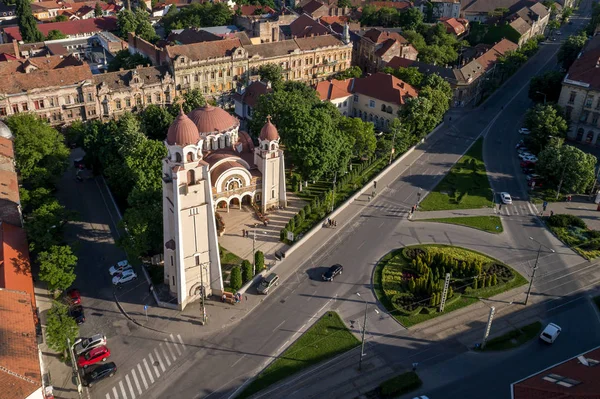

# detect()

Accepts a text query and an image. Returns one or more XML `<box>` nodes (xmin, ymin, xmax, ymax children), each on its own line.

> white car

<box><xmin>500</xmin><ymin>192</ymin><xmax>512</xmax><ymax>204</ymax></box>
<box><xmin>109</xmin><ymin>260</ymin><xmax>131</xmax><ymax>276</ymax></box>
<box><xmin>523</xmin><ymin>156</ymin><xmax>538</xmax><ymax>162</ymax></box>
<box><xmin>518</xmin><ymin>128</ymin><xmax>531</xmax><ymax>135</ymax></box>
<box><xmin>73</xmin><ymin>334</ymin><xmax>107</xmax><ymax>356</ymax></box>
<box><xmin>518</xmin><ymin>152</ymin><xmax>533</xmax><ymax>160</ymax></box>
<box><xmin>540</xmin><ymin>322</ymin><xmax>561</xmax><ymax>344</ymax></box>
<box><xmin>112</xmin><ymin>269</ymin><xmax>138</xmax><ymax>285</ymax></box>
<box><xmin>556</xmin><ymin>31</ymin><xmax>562</xmax><ymax>35</ymax></box>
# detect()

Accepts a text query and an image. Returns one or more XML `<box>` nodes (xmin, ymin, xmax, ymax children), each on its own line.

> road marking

<box><xmin>119</xmin><ymin>380</ymin><xmax>128</xmax><ymax>399</ymax></box>
<box><xmin>112</xmin><ymin>387</ymin><xmax>118</xmax><ymax>399</ymax></box>
<box><xmin>148</xmin><ymin>353</ymin><xmax>161</xmax><ymax>378</ymax></box>
<box><xmin>154</xmin><ymin>348</ymin><xmax>167</xmax><ymax>372</ymax></box>
<box><xmin>142</xmin><ymin>358</ymin><xmax>155</xmax><ymax>384</ymax></box>
<box><xmin>378</xmin><ymin>221</ymin><xmax>385</xmax><ymax>228</ymax></box>
<box><xmin>106</xmin><ymin>394</ymin><xmax>111</xmax><ymax>399</ymax></box>
<box><xmin>159</xmin><ymin>343</ymin><xmax>172</xmax><ymax>366</ymax></box>
<box><xmin>136</xmin><ymin>364</ymin><xmax>148</xmax><ymax>389</ymax></box>
<box><xmin>177</xmin><ymin>334</ymin><xmax>186</xmax><ymax>349</ymax></box>
<box><xmin>170</xmin><ymin>334</ymin><xmax>183</xmax><ymax>356</ymax></box>
<box><xmin>547</xmin><ymin>295</ymin><xmax>586</xmax><ymax>311</ymax></box>
<box><xmin>357</xmin><ymin>241</ymin><xmax>366</xmax><ymax>249</ymax></box>
<box><xmin>230</xmin><ymin>354</ymin><xmax>246</xmax><ymax>368</ymax></box>
<box><xmin>131</xmin><ymin>368</ymin><xmax>143</xmax><ymax>395</ymax></box>
<box><xmin>125</xmin><ymin>375</ymin><xmax>136</xmax><ymax>399</ymax></box>
<box><xmin>273</xmin><ymin>320</ymin><xmax>286</xmax><ymax>331</ymax></box>
<box><xmin>164</xmin><ymin>338</ymin><xmax>177</xmax><ymax>361</ymax></box>
<box><xmin>276</xmin><ymin>340</ymin><xmax>290</xmax><ymax>354</ymax></box>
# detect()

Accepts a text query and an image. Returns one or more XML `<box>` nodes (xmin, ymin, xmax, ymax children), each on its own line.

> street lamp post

<box><xmin>67</xmin><ymin>338</ymin><xmax>83</xmax><ymax>397</ymax></box>
<box><xmin>330</xmin><ymin>171</ymin><xmax>337</xmax><ymax>213</ymax></box>
<box><xmin>356</xmin><ymin>293</ymin><xmax>368</xmax><ymax>371</ymax></box>
<box><xmin>525</xmin><ymin>237</ymin><xmax>555</xmax><ymax>305</ymax></box>
<box><xmin>389</xmin><ymin>127</ymin><xmax>398</xmax><ymax>165</ymax></box>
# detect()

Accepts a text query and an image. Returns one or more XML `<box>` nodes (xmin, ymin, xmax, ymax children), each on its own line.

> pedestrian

<box><xmin>412</xmin><ymin>362</ymin><xmax>418</xmax><ymax>372</ymax></box>
<box><xmin>242</xmin><ymin>229</ymin><xmax>245</xmax><ymax>237</ymax></box>
<box><xmin>372</xmin><ymin>190</ymin><xmax>376</xmax><ymax>198</ymax></box>
<box><xmin>327</xmin><ymin>217</ymin><xmax>331</xmax><ymax>226</ymax></box>
<box><xmin>550</xmin><ymin>210</ymin><xmax>554</xmax><ymax>216</ymax></box>
<box><xmin>149</xmin><ymin>285</ymin><xmax>154</xmax><ymax>294</ymax></box>
<box><xmin>373</xmin><ymin>181</ymin><xmax>377</xmax><ymax>189</ymax></box>
<box><xmin>368</xmin><ymin>195</ymin><xmax>372</xmax><ymax>202</ymax></box>
<box><xmin>222</xmin><ymin>294</ymin><xmax>227</xmax><ymax>303</ymax></box>
<box><xmin>334</xmin><ymin>220</ymin><xmax>337</xmax><ymax>227</ymax></box>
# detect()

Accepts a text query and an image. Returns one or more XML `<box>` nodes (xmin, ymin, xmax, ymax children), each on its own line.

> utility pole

<box><xmin>556</xmin><ymin>161</ymin><xmax>567</xmax><ymax>199</ymax></box>
<box><xmin>67</xmin><ymin>338</ymin><xmax>83</xmax><ymax>397</ymax></box>
<box><xmin>525</xmin><ymin>237</ymin><xmax>555</xmax><ymax>305</ymax></box>
<box><xmin>200</xmin><ymin>263</ymin><xmax>207</xmax><ymax>325</ymax></box>
<box><xmin>389</xmin><ymin>128</ymin><xmax>398</xmax><ymax>165</ymax></box>
<box><xmin>252</xmin><ymin>224</ymin><xmax>257</xmax><ymax>276</ymax></box>
<box><xmin>481</xmin><ymin>306</ymin><xmax>496</xmax><ymax>350</ymax></box>
<box><xmin>439</xmin><ymin>273</ymin><xmax>451</xmax><ymax>312</ymax></box>
<box><xmin>330</xmin><ymin>171</ymin><xmax>337</xmax><ymax>213</ymax></box>
<box><xmin>356</xmin><ymin>293</ymin><xmax>368</xmax><ymax>371</ymax></box>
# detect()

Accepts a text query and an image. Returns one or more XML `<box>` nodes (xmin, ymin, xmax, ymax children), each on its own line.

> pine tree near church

<box><xmin>16</xmin><ymin>0</ymin><xmax>44</xmax><ymax>43</ymax></box>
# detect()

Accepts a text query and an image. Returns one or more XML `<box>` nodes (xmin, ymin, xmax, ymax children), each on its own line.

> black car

<box><xmin>82</xmin><ymin>362</ymin><xmax>117</xmax><ymax>387</ymax></box>
<box><xmin>69</xmin><ymin>305</ymin><xmax>85</xmax><ymax>324</ymax></box>
<box><xmin>322</xmin><ymin>264</ymin><xmax>343</xmax><ymax>281</ymax></box>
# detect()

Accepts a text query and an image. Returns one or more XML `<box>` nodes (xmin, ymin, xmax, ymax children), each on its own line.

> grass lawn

<box><xmin>220</xmin><ymin>245</ymin><xmax>243</xmax><ymax>271</ymax></box>
<box><xmin>479</xmin><ymin>321</ymin><xmax>542</xmax><ymax>351</ymax></box>
<box><xmin>530</xmin><ymin>188</ymin><xmax>565</xmax><ymax>204</ymax></box>
<box><xmin>373</xmin><ymin>244</ymin><xmax>527</xmax><ymax>328</ymax></box>
<box><xmin>419</xmin><ymin>138</ymin><xmax>493</xmax><ymax>211</ymax></box>
<box><xmin>422</xmin><ymin>216</ymin><xmax>503</xmax><ymax>233</ymax></box>
<box><xmin>237</xmin><ymin>311</ymin><xmax>359</xmax><ymax>399</ymax></box>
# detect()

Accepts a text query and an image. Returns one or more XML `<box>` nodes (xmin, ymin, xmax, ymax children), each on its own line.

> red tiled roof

<box><xmin>385</xmin><ymin>56</ymin><xmax>415</xmax><ymax>69</ymax></box>
<box><xmin>567</xmin><ymin>46</ymin><xmax>600</xmax><ymax>91</ymax></box>
<box><xmin>363</xmin><ymin>28</ymin><xmax>407</xmax><ymax>44</ymax></box>
<box><xmin>441</xmin><ymin>17</ymin><xmax>467</xmax><ymax>35</ymax></box>
<box><xmin>165</xmin><ymin>38</ymin><xmax>242</xmax><ymax>61</ymax></box>
<box><xmin>319</xmin><ymin>15</ymin><xmax>350</xmax><ymax>25</ymax></box>
<box><xmin>0</xmin><ymin>289</ymin><xmax>41</xmax><ymax>398</ymax></box>
<box><xmin>290</xmin><ymin>14</ymin><xmax>330</xmax><ymax>38</ymax></box>
<box><xmin>0</xmin><ymin>224</ymin><xmax>35</xmax><ymax>311</ymax></box>
<box><xmin>234</xmin><ymin>4</ymin><xmax>275</xmax><ymax>15</ymax></box>
<box><xmin>315</xmin><ymin>78</ymin><xmax>353</xmax><ymax>100</ymax></box>
<box><xmin>353</xmin><ymin>72</ymin><xmax>417</xmax><ymax>105</ymax></box>
<box><xmin>301</xmin><ymin>0</ymin><xmax>326</xmax><ymax>15</ymax></box>
<box><xmin>513</xmin><ymin>347</ymin><xmax>600</xmax><ymax>399</ymax></box>
<box><xmin>0</xmin><ymin>64</ymin><xmax>92</xmax><ymax>95</ymax></box>
<box><xmin>0</xmin><ymin>137</ymin><xmax>14</xmax><ymax>160</ymax></box>
<box><xmin>370</xmin><ymin>1</ymin><xmax>413</xmax><ymax>10</ymax></box>
<box><xmin>3</xmin><ymin>17</ymin><xmax>117</xmax><ymax>41</ymax></box>
<box><xmin>240</xmin><ymin>80</ymin><xmax>271</xmax><ymax>108</ymax></box>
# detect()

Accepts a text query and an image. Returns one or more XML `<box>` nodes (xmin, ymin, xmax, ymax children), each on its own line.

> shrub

<box><xmin>242</xmin><ymin>260</ymin><xmax>253</xmax><ymax>283</ymax></box>
<box><xmin>230</xmin><ymin>266</ymin><xmax>242</xmax><ymax>291</ymax></box>
<box><xmin>304</xmin><ymin>204</ymin><xmax>311</xmax><ymax>215</ymax></box>
<box><xmin>298</xmin><ymin>209</ymin><xmax>305</xmax><ymax>222</ymax></box>
<box><xmin>280</xmin><ymin>228</ymin><xmax>287</xmax><ymax>241</ymax></box>
<box><xmin>289</xmin><ymin>218</ymin><xmax>295</xmax><ymax>232</ymax></box>
<box><xmin>547</xmin><ymin>214</ymin><xmax>586</xmax><ymax>229</ymax></box>
<box><xmin>255</xmin><ymin>250</ymin><xmax>265</xmax><ymax>274</ymax></box>
<box><xmin>379</xmin><ymin>372</ymin><xmax>422</xmax><ymax>398</ymax></box>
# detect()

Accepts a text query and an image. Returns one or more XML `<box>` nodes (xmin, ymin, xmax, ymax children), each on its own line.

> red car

<box><xmin>520</xmin><ymin>160</ymin><xmax>535</xmax><ymax>168</ymax></box>
<box><xmin>78</xmin><ymin>346</ymin><xmax>111</xmax><ymax>369</ymax></box>
<box><xmin>67</xmin><ymin>289</ymin><xmax>81</xmax><ymax>305</ymax></box>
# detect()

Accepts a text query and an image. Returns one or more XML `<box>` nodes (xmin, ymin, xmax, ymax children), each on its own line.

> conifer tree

<box><xmin>16</xmin><ymin>0</ymin><xmax>44</xmax><ymax>43</ymax></box>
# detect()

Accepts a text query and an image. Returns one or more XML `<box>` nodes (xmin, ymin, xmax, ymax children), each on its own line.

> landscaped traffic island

<box><xmin>374</xmin><ymin>244</ymin><xmax>527</xmax><ymax>327</ymax></box>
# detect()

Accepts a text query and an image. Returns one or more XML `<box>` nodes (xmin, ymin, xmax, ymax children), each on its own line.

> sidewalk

<box><xmin>411</xmin><ymin>208</ymin><xmax>495</xmax><ymax>220</ymax></box>
<box><xmin>542</xmin><ymin>194</ymin><xmax>600</xmax><ymax>231</ymax></box>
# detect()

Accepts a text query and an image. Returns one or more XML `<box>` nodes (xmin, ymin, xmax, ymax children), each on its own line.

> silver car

<box><xmin>74</xmin><ymin>334</ymin><xmax>107</xmax><ymax>355</ymax></box>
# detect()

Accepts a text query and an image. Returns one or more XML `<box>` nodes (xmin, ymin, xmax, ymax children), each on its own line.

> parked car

<box><xmin>520</xmin><ymin>160</ymin><xmax>536</xmax><ymax>168</ymax></box>
<box><xmin>74</xmin><ymin>334</ymin><xmax>107</xmax><ymax>356</ymax></box>
<box><xmin>257</xmin><ymin>273</ymin><xmax>279</xmax><ymax>295</ymax></box>
<box><xmin>112</xmin><ymin>269</ymin><xmax>138</xmax><ymax>285</ymax></box>
<box><xmin>540</xmin><ymin>323</ymin><xmax>561</xmax><ymax>344</ymax></box>
<box><xmin>78</xmin><ymin>346</ymin><xmax>111</xmax><ymax>368</ymax></box>
<box><xmin>523</xmin><ymin>156</ymin><xmax>538</xmax><ymax>163</ymax></box>
<box><xmin>556</xmin><ymin>30</ymin><xmax>562</xmax><ymax>35</ymax></box>
<box><xmin>522</xmin><ymin>168</ymin><xmax>535</xmax><ymax>175</ymax></box>
<box><xmin>109</xmin><ymin>260</ymin><xmax>131</xmax><ymax>276</ymax></box>
<box><xmin>69</xmin><ymin>305</ymin><xmax>85</xmax><ymax>325</ymax></box>
<box><xmin>526</xmin><ymin>174</ymin><xmax>542</xmax><ymax>182</ymax></box>
<box><xmin>67</xmin><ymin>288</ymin><xmax>81</xmax><ymax>305</ymax></box>
<box><xmin>82</xmin><ymin>362</ymin><xmax>117</xmax><ymax>387</ymax></box>
<box><xmin>500</xmin><ymin>192</ymin><xmax>512</xmax><ymax>204</ymax></box>
<box><xmin>519</xmin><ymin>128</ymin><xmax>531</xmax><ymax>134</ymax></box>
<box><xmin>322</xmin><ymin>264</ymin><xmax>343</xmax><ymax>281</ymax></box>
<box><xmin>518</xmin><ymin>152</ymin><xmax>533</xmax><ymax>160</ymax></box>
<box><xmin>516</xmin><ymin>140</ymin><xmax>525</xmax><ymax>149</ymax></box>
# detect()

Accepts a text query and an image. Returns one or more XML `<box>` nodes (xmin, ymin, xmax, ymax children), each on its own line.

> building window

<box><xmin>155</xmin><ymin>93</ymin><xmax>161</xmax><ymax>102</ymax></box>
<box><xmin>271</xmin><ymin>189</ymin><xmax>275</xmax><ymax>199</ymax></box>
<box><xmin>353</xmin><ymin>94</ymin><xmax>358</xmax><ymax>102</ymax></box>
<box><xmin>211</xmin><ymin>71</ymin><xmax>215</xmax><ymax>79</ymax></box>
<box><xmin>21</xmin><ymin>103</ymin><xmax>28</xmax><ymax>111</ymax></box>
<box><xmin>542</xmin><ymin>374</ymin><xmax>581</xmax><ymax>388</ymax></box>
<box><xmin>0</xmin><ymin>107</ymin><xmax>6</xmax><ymax>116</ymax></box>
<box><xmin>172</xmin><ymin>276</ymin><xmax>175</xmax><ymax>285</ymax></box>
<box><xmin>585</xmin><ymin>96</ymin><xmax>594</xmax><ymax>108</ymax></box>
<box><xmin>11</xmin><ymin>104</ymin><xmax>18</xmax><ymax>114</ymax></box>
<box><xmin>187</xmin><ymin>152</ymin><xmax>193</xmax><ymax>162</ymax></box>
<box><xmin>195</xmin><ymin>255</ymin><xmax>200</xmax><ymax>266</ymax></box>
<box><xmin>566</xmin><ymin>106</ymin><xmax>573</xmax><ymax>119</ymax></box>
<box><xmin>568</xmin><ymin>91</ymin><xmax>576</xmax><ymax>104</ymax></box>
<box><xmin>116</xmin><ymin>99</ymin><xmax>122</xmax><ymax>109</ymax></box>
<box><xmin>593</xmin><ymin>113</ymin><xmax>599</xmax><ymax>125</ymax></box>
<box><xmin>125</xmin><ymin>98</ymin><xmax>131</xmax><ymax>107</ymax></box>
<box><xmin>381</xmin><ymin>104</ymin><xmax>386</xmax><ymax>112</ymax></box>
<box><xmin>369</xmin><ymin>100</ymin><xmax>375</xmax><ymax>108</ymax></box>
<box><xmin>49</xmin><ymin>98</ymin><xmax>54</xmax><ymax>107</ymax></box>
<box><xmin>87</xmin><ymin>93</ymin><xmax>93</xmax><ymax>102</ymax></box>
<box><xmin>219</xmin><ymin>70</ymin><xmax>223</xmax><ymax>78</ymax></box>
<box><xmin>203</xmin><ymin>86</ymin><xmax>208</xmax><ymax>94</ymax></box>
<box><xmin>136</xmin><ymin>96</ymin><xmax>142</xmax><ymax>106</ymax></box>
<box><xmin>34</xmin><ymin>100</ymin><xmax>44</xmax><ymax>109</ymax></box>
<box><xmin>187</xmin><ymin>169</ymin><xmax>195</xmax><ymax>185</ymax></box>
<box><xmin>580</xmin><ymin>110</ymin><xmax>590</xmax><ymax>123</ymax></box>
<box><xmin>147</xmin><ymin>94</ymin><xmax>152</xmax><ymax>104</ymax></box>
<box><xmin>195</xmin><ymin>74</ymin><xmax>199</xmax><ymax>82</ymax></box>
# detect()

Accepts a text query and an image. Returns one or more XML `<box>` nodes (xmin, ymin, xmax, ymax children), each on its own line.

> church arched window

<box><xmin>225</xmin><ymin>177</ymin><xmax>242</xmax><ymax>191</ymax></box>
<box><xmin>187</xmin><ymin>169</ymin><xmax>195</xmax><ymax>185</ymax></box>
<box><xmin>175</xmin><ymin>152</ymin><xmax>182</xmax><ymax>163</ymax></box>
<box><xmin>187</xmin><ymin>152</ymin><xmax>193</xmax><ymax>162</ymax></box>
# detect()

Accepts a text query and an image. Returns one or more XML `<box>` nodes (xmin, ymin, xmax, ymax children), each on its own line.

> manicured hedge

<box><xmin>379</xmin><ymin>371</ymin><xmax>422</xmax><ymax>398</ymax></box>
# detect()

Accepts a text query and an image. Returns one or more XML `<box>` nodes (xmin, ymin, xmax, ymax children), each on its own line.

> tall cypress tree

<box><xmin>16</xmin><ymin>0</ymin><xmax>44</xmax><ymax>43</ymax></box>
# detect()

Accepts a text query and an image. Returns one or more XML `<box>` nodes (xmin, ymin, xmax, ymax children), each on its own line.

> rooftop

<box><xmin>93</xmin><ymin>65</ymin><xmax>170</xmax><ymax>91</ymax></box>
<box><xmin>3</xmin><ymin>17</ymin><xmax>117</xmax><ymax>42</ymax></box>
<box><xmin>0</xmin><ymin>64</ymin><xmax>92</xmax><ymax>94</ymax></box>
<box><xmin>565</xmin><ymin>35</ymin><xmax>600</xmax><ymax>91</ymax></box>
<box><xmin>289</xmin><ymin>13</ymin><xmax>330</xmax><ymax>38</ymax></box>
<box><xmin>353</xmin><ymin>72</ymin><xmax>418</xmax><ymax>105</ymax></box>
<box><xmin>315</xmin><ymin>78</ymin><xmax>353</xmax><ymax>100</ymax></box>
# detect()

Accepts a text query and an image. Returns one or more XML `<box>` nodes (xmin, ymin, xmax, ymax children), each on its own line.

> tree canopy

<box><xmin>258</xmin><ymin>63</ymin><xmax>284</xmax><ymax>88</ymax></box>
<box><xmin>528</xmin><ymin>70</ymin><xmax>565</xmax><ymax>104</ymax></box>
<box><xmin>95</xmin><ymin>2</ymin><xmax>103</xmax><ymax>17</ymax></box>
<box><xmin>46</xmin><ymin>29</ymin><xmax>66</xmax><ymax>41</ymax></box>
<box><xmin>557</xmin><ymin>31</ymin><xmax>587</xmax><ymax>71</ymax></box>
<box><xmin>537</xmin><ymin>144</ymin><xmax>597</xmax><ymax>194</ymax></box>
<box><xmin>382</xmin><ymin>66</ymin><xmax>424</xmax><ymax>87</ymax></box>
<box><xmin>161</xmin><ymin>2</ymin><xmax>233</xmax><ymax>32</ymax></box>
<box><xmin>171</xmin><ymin>88</ymin><xmax>207</xmax><ymax>114</ymax></box>
<box><xmin>38</xmin><ymin>245</ymin><xmax>78</xmax><ymax>292</ymax></box>
<box><xmin>141</xmin><ymin>104</ymin><xmax>174</xmax><ymax>141</ymax></box>
<box><xmin>524</xmin><ymin>104</ymin><xmax>569</xmax><ymax>153</ymax></box>
<box><xmin>16</xmin><ymin>0</ymin><xmax>44</xmax><ymax>43</ymax></box>
<box><xmin>46</xmin><ymin>302</ymin><xmax>79</xmax><ymax>356</ymax></box>
<box><xmin>335</xmin><ymin>66</ymin><xmax>362</xmax><ymax>80</ymax></box>
<box><xmin>107</xmin><ymin>49</ymin><xmax>151</xmax><ymax>72</ymax></box>
<box><xmin>117</xmin><ymin>9</ymin><xmax>158</xmax><ymax>42</ymax></box>
<box><xmin>360</xmin><ymin>5</ymin><xmax>422</xmax><ymax>30</ymax></box>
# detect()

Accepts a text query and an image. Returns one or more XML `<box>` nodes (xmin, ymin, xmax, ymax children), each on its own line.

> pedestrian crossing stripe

<box><xmin>103</xmin><ymin>334</ymin><xmax>186</xmax><ymax>399</ymax></box>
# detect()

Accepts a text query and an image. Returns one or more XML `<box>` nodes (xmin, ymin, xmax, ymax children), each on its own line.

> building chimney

<box><xmin>12</xmin><ymin>40</ymin><xmax>19</xmax><ymax>60</ymax></box>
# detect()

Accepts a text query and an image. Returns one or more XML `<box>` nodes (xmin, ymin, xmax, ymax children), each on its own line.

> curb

<box><xmin>112</xmin><ymin>291</ymin><xmax>173</xmax><ymax>335</ymax></box>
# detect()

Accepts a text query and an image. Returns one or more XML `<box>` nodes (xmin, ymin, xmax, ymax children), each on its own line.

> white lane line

<box><xmin>177</xmin><ymin>334</ymin><xmax>186</xmax><ymax>349</ymax></box>
<box><xmin>119</xmin><ymin>380</ymin><xmax>128</xmax><ymax>399</ymax></box>
<box><xmin>273</xmin><ymin>320</ymin><xmax>286</xmax><ymax>332</ymax></box>
<box><xmin>170</xmin><ymin>334</ymin><xmax>183</xmax><ymax>356</ymax></box>
<box><xmin>159</xmin><ymin>342</ymin><xmax>172</xmax><ymax>366</ymax></box>
<box><xmin>106</xmin><ymin>394</ymin><xmax>111</xmax><ymax>399</ymax></box>
<box><xmin>143</xmin><ymin>358</ymin><xmax>155</xmax><ymax>384</ymax></box>
<box><xmin>357</xmin><ymin>241</ymin><xmax>366</xmax><ymax>249</ymax></box>
<box><xmin>112</xmin><ymin>387</ymin><xmax>118</xmax><ymax>399</ymax></box>
<box><xmin>148</xmin><ymin>353</ymin><xmax>161</xmax><ymax>378</ymax></box>
<box><xmin>230</xmin><ymin>354</ymin><xmax>246</xmax><ymax>368</ymax></box>
<box><xmin>125</xmin><ymin>375</ymin><xmax>136</xmax><ymax>399</ymax></box>
<box><xmin>136</xmin><ymin>364</ymin><xmax>148</xmax><ymax>389</ymax></box>
<box><xmin>154</xmin><ymin>348</ymin><xmax>167</xmax><ymax>372</ymax></box>
<box><xmin>164</xmin><ymin>338</ymin><xmax>177</xmax><ymax>361</ymax></box>
<box><xmin>131</xmin><ymin>368</ymin><xmax>143</xmax><ymax>395</ymax></box>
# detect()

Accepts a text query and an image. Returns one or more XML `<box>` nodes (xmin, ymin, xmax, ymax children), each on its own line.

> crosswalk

<box><xmin>103</xmin><ymin>333</ymin><xmax>186</xmax><ymax>399</ymax></box>
<box><xmin>367</xmin><ymin>200</ymin><xmax>540</xmax><ymax>219</ymax></box>
<box><xmin>494</xmin><ymin>202</ymin><xmax>539</xmax><ymax>216</ymax></box>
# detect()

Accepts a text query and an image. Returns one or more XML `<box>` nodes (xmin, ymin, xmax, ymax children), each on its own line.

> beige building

<box><xmin>94</xmin><ymin>65</ymin><xmax>176</xmax><ymax>120</ymax></box>
<box><xmin>355</xmin><ymin>28</ymin><xmax>418</xmax><ymax>74</ymax></box>
<box><xmin>316</xmin><ymin>72</ymin><xmax>418</xmax><ymax>131</ymax></box>
<box><xmin>558</xmin><ymin>35</ymin><xmax>600</xmax><ymax>145</ymax></box>
<box><xmin>508</xmin><ymin>3</ymin><xmax>550</xmax><ymax>47</ymax></box>
<box><xmin>162</xmin><ymin>105</ymin><xmax>285</xmax><ymax>309</ymax></box>
<box><xmin>233</xmin><ymin>6</ymin><xmax>297</xmax><ymax>44</ymax></box>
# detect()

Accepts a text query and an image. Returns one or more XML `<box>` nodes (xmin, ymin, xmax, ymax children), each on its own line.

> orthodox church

<box><xmin>161</xmin><ymin>104</ymin><xmax>286</xmax><ymax>309</ymax></box>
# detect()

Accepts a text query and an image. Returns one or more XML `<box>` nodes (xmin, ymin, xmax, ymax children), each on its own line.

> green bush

<box><xmin>547</xmin><ymin>214</ymin><xmax>586</xmax><ymax>229</ymax></box>
<box><xmin>242</xmin><ymin>260</ymin><xmax>253</xmax><ymax>283</ymax></box>
<box><xmin>379</xmin><ymin>372</ymin><xmax>422</xmax><ymax>398</ymax></box>
<box><xmin>255</xmin><ymin>250</ymin><xmax>265</xmax><ymax>274</ymax></box>
<box><xmin>230</xmin><ymin>266</ymin><xmax>242</xmax><ymax>291</ymax></box>
<box><xmin>280</xmin><ymin>228</ymin><xmax>287</xmax><ymax>241</ymax></box>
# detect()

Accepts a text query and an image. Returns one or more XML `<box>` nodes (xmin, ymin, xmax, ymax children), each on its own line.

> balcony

<box><xmin>213</xmin><ymin>183</ymin><xmax>260</xmax><ymax>201</ymax></box>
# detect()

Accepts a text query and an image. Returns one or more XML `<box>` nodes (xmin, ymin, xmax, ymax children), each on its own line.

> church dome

<box><xmin>166</xmin><ymin>110</ymin><xmax>200</xmax><ymax>146</ymax></box>
<box><xmin>260</xmin><ymin>117</ymin><xmax>279</xmax><ymax>141</ymax></box>
<box><xmin>188</xmin><ymin>104</ymin><xmax>239</xmax><ymax>135</ymax></box>
<box><xmin>0</xmin><ymin>121</ymin><xmax>13</xmax><ymax>139</ymax></box>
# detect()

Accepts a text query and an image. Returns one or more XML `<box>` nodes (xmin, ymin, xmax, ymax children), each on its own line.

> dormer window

<box><xmin>180</xmin><ymin>57</ymin><xmax>185</xmax><ymax>64</ymax></box>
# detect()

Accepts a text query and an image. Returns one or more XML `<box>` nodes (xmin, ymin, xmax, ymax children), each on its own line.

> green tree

<box><xmin>255</xmin><ymin>250</ymin><xmax>265</xmax><ymax>274</ymax></box>
<box><xmin>95</xmin><ymin>2</ymin><xmax>103</xmax><ymax>17</ymax></box>
<box><xmin>400</xmin><ymin>97</ymin><xmax>438</xmax><ymax>138</ymax></box>
<box><xmin>16</xmin><ymin>0</ymin><xmax>44</xmax><ymax>43</ymax></box>
<box><xmin>107</xmin><ymin>49</ymin><xmax>151</xmax><ymax>72</ymax></box>
<box><xmin>548</xmin><ymin>19</ymin><xmax>561</xmax><ymax>31</ymax></box>
<box><xmin>524</xmin><ymin>104</ymin><xmax>569</xmax><ymax>153</ymax></box>
<box><xmin>382</xmin><ymin>66</ymin><xmax>424</xmax><ymax>87</ymax></box>
<box><xmin>38</xmin><ymin>245</ymin><xmax>78</xmax><ymax>293</ymax></box>
<box><xmin>338</xmin><ymin>117</ymin><xmax>376</xmax><ymax>159</ymax></box>
<box><xmin>335</xmin><ymin>66</ymin><xmax>362</xmax><ymax>80</ymax></box>
<box><xmin>488</xmin><ymin>7</ymin><xmax>509</xmax><ymax>17</ymax></box>
<box><xmin>54</xmin><ymin>15</ymin><xmax>68</xmax><ymax>22</ymax></box>
<box><xmin>141</xmin><ymin>104</ymin><xmax>174</xmax><ymax>140</ymax></box>
<box><xmin>241</xmin><ymin>260</ymin><xmax>253</xmax><ymax>283</ymax></box>
<box><xmin>258</xmin><ymin>63</ymin><xmax>284</xmax><ymax>87</ymax></box>
<box><xmin>117</xmin><ymin>9</ymin><xmax>137</xmax><ymax>39</ymax></box>
<box><xmin>528</xmin><ymin>71</ymin><xmax>565</xmax><ymax>104</ymax></box>
<box><xmin>422</xmin><ymin>73</ymin><xmax>453</xmax><ymax>99</ymax></box>
<box><xmin>230</xmin><ymin>266</ymin><xmax>242</xmax><ymax>290</ymax></box>
<box><xmin>399</xmin><ymin>7</ymin><xmax>423</xmax><ymax>30</ymax></box>
<box><xmin>45</xmin><ymin>302</ymin><xmax>79</xmax><ymax>357</ymax></box>
<box><xmin>24</xmin><ymin>200</ymin><xmax>71</xmax><ymax>253</ymax></box>
<box><xmin>134</xmin><ymin>9</ymin><xmax>158</xmax><ymax>42</ymax></box>
<box><xmin>161</xmin><ymin>2</ymin><xmax>233</xmax><ymax>32</ymax></box>
<box><xmin>557</xmin><ymin>31</ymin><xmax>587</xmax><ymax>70</ymax></box>
<box><xmin>537</xmin><ymin>144</ymin><xmax>597</xmax><ymax>194</ymax></box>
<box><xmin>561</xmin><ymin>6</ymin><xmax>573</xmax><ymax>22</ymax></box>
<box><xmin>46</xmin><ymin>29</ymin><xmax>67</xmax><ymax>40</ymax></box>
<box><xmin>419</xmin><ymin>86</ymin><xmax>450</xmax><ymax>122</ymax></box>
<box><xmin>171</xmin><ymin>88</ymin><xmax>206</xmax><ymax>115</ymax></box>
<box><xmin>337</xmin><ymin>0</ymin><xmax>351</xmax><ymax>7</ymax></box>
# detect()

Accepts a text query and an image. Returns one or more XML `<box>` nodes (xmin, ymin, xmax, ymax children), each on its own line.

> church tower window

<box><xmin>187</xmin><ymin>169</ymin><xmax>195</xmax><ymax>185</ymax></box>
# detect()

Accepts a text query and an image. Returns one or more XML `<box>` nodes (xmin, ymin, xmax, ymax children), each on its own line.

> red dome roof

<box><xmin>260</xmin><ymin>117</ymin><xmax>279</xmax><ymax>141</ymax></box>
<box><xmin>166</xmin><ymin>110</ymin><xmax>200</xmax><ymax>146</ymax></box>
<box><xmin>188</xmin><ymin>104</ymin><xmax>239</xmax><ymax>135</ymax></box>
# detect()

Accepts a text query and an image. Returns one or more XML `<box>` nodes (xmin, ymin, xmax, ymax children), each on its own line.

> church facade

<box><xmin>161</xmin><ymin>104</ymin><xmax>286</xmax><ymax>309</ymax></box>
